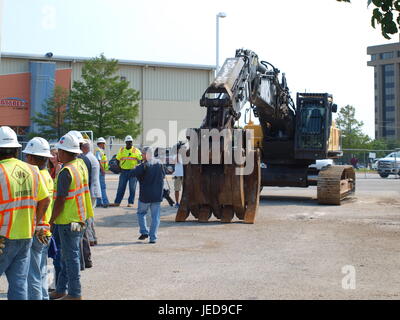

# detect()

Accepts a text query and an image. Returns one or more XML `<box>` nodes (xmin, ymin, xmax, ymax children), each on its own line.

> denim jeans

<box><xmin>56</xmin><ymin>224</ymin><xmax>84</xmax><ymax>298</ymax></box>
<box><xmin>0</xmin><ymin>237</ymin><xmax>33</xmax><ymax>300</ymax></box>
<box><xmin>136</xmin><ymin>201</ymin><xmax>161</xmax><ymax>242</ymax></box>
<box><xmin>28</xmin><ymin>236</ymin><xmax>50</xmax><ymax>300</ymax></box>
<box><xmin>114</xmin><ymin>170</ymin><xmax>137</xmax><ymax>204</ymax></box>
<box><xmin>96</xmin><ymin>173</ymin><xmax>109</xmax><ymax>206</ymax></box>
<box><xmin>52</xmin><ymin>225</ymin><xmax>62</xmax><ymax>286</ymax></box>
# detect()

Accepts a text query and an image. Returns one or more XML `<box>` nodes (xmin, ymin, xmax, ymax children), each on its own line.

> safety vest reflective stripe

<box><xmin>0</xmin><ymin>211</ymin><xmax>10</xmax><ymax>237</ymax></box>
<box><xmin>0</xmin><ymin>199</ymin><xmax>37</xmax><ymax>212</ymax></box>
<box><xmin>54</xmin><ymin>185</ymin><xmax>90</xmax><ymax>199</ymax></box>
<box><xmin>66</xmin><ymin>163</ymin><xmax>85</xmax><ymax>222</ymax></box>
<box><xmin>0</xmin><ymin>161</ymin><xmax>39</xmax><ymax>239</ymax></box>
<box><xmin>119</xmin><ymin>157</ymin><xmax>139</xmax><ymax>161</ymax></box>
<box><xmin>0</xmin><ymin>164</ymin><xmax>11</xmax><ymax>201</ymax></box>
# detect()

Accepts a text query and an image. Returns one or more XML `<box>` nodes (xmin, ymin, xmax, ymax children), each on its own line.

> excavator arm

<box><xmin>175</xmin><ymin>49</ymin><xmax>355</xmax><ymax>224</ymax></box>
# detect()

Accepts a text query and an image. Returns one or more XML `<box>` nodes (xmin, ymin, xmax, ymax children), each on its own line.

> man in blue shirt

<box><xmin>130</xmin><ymin>147</ymin><xmax>165</xmax><ymax>244</ymax></box>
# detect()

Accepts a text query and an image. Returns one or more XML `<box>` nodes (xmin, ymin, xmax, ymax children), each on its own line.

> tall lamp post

<box><xmin>216</xmin><ymin>12</ymin><xmax>227</xmax><ymax>74</ymax></box>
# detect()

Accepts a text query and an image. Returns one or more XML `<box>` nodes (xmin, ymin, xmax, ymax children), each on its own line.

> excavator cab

<box><xmin>294</xmin><ymin>93</ymin><xmax>336</xmax><ymax>160</ymax></box>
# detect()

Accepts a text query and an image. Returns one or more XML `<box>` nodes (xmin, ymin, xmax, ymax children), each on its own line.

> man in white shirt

<box><xmin>81</xmin><ymin>140</ymin><xmax>101</xmax><ymax>246</ymax></box>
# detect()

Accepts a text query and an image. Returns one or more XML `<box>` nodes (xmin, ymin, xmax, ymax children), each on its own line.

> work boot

<box><xmin>109</xmin><ymin>203</ymin><xmax>120</xmax><ymax>207</ymax></box>
<box><xmin>138</xmin><ymin>234</ymin><xmax>149</xmax><ymax>240</ymax></box>
<box><xmin>57</xmin><ymin>295</ymin><xmax>83</xmax><ymax>300</ymax></box>
<box><xmin>49</xmin><ymin>291</ymin><xmax>67</xmax><ymax>300</ymax></box>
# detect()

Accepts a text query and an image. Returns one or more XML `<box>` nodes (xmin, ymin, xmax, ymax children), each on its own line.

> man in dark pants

<box><xmin>109</xmin><ymin>135</ymin><xmax>142</xmax><ymax>208</ymax></box>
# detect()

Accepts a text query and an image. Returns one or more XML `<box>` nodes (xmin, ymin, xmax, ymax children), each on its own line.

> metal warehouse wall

<box><xmin>71</xmin><ymin>62</ymin><xmax>212</xmax><ymax>146</ymax></box>
<box><xmin>0</xmin><ymin>58</ymin><xmax>72</xmax><ymax>75</ymax></box>
<box><xmin>0</xmin><ymin>58</ymin><xmax>28</xmax><ymax>74</ymax></box>
<box><xmin>1</xmin><ymin>56</ymin><xmax>214</xmax><ymax>146</ymax></box>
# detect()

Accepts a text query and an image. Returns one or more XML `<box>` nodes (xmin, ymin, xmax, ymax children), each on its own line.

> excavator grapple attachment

<box><xmin>317</xmin><ymin>165</ymin><xmax>355</xmax><ymax>205</ymax></box>
<box><xmin>175</xmin><ymin>129</ymin><xmax>261</xmax><ymax>223</ymax></box>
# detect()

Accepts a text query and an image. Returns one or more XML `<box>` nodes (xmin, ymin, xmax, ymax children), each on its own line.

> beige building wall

<box><xmin>142</xmin><ymin>100</ymin><xmax>206</xmax><ymax>147</ymax></box>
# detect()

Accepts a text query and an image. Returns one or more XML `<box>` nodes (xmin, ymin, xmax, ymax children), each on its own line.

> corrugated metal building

<box><xmin>0</xmin><ymin>52</ymin><xmax>215</xmax><ymax>146</ymax></box>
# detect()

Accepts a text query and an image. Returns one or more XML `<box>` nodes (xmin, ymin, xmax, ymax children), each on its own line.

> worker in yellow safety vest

<box><xmin>0</xmin><ymin>126</ymin><xmax>50</xmax><ymax>300</ymax></box>
<box><xmin>23</xmin><ymin>137</ymin><xmax>55</xmax><ymax>300</ymax></box>
<box><xmin>48</xmin><ymin>133</ymin><xmax>93</xmax><ymax>300</ymax></box>
<box><xmin>95</xmin><ymin>137</ymin><xmax>109</xmax><ymax>208</ymax></box>
<box><xmin>109</xmin><ymin>135</ymin><xmax>142</xmax><ymax>207</ymax></box>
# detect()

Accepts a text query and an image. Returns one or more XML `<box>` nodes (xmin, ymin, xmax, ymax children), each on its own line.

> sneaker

<box><xmin>127</xmin><ymin>204</ymin><xmax>134</xmax><ymax>207</ymax></box>
<box><xmin>149</xmin><ymin>240</ymin><xmax>156</xmax><ymax>244</ymax></box>
<box><xmin>102</xmin><ymin>204</ymin><xmax>109</xmax><ymax>208</ymax></box>
<box><xmin>138</xmin><ymin>234</ymin><xmax>149</xmax><ymax>240</ymax></box>
<box><xmin>174</xmin><ymin>203</ymin><xmax>180</xmax><ymax>208</ymax></box>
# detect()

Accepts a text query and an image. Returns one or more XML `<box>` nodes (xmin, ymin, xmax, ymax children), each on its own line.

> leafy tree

<box><xmin>69</xmin><ymin>54</ymin><xmax>141</xmax><ymax>139</ymax></box>
<box><xmin>336</xmin><ymin>105</ymin><xmax>371</xmax><ymax>149</ymax></box>
<box><xmin>30</xmin><ymin>85</ymin><xmax>71</xmax><ymax>140</ymax></box>
<box><xmin>337</xmin><ymin>0</ymin><xmax>400</xmax><ymax>39</ymax></box>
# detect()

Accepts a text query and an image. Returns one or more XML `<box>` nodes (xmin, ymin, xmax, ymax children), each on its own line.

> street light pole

<box><xmin>216</xmin><ymin>12</ymin><xmax>227</xmax><ymax>74</ymax></box>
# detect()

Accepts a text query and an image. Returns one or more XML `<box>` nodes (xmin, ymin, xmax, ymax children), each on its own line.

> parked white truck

<box><xmin>377</xmin><ymin>151</ymin><xmax>400</xmax><ymax>178</ymax></box>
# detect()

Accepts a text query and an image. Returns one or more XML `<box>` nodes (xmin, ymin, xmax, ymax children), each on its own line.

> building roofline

<box><xmin>367</xmin><ymin>41</ymin><xmax>400</xmax><ymax>54</ymax></box>
<box><xmin>0</xmin><ymin>52</ymin><xmax>216</xmax><ymax>71</ymax></box>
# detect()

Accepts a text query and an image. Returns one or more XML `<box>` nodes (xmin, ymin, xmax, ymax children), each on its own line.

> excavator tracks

<box><xmin>317</xmin><ymin>165</ymin><xmax>355</xmax><ymax>205</ymax></box>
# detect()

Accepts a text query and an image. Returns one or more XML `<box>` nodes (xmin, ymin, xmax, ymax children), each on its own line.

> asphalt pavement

<box><xmin>1</xmin><ymin>172</ymin><xmax>399</xmax><ymax>299</ymax></box>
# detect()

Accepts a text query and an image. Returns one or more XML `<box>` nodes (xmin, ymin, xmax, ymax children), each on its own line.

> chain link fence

<box><xmin>341</xmin><ymin>148</ymin><xmax>400</xmax><ymax>179</ymax></box>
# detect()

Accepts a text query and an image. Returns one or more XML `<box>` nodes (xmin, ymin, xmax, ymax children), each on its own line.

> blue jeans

<box><xmin>56</xmin><ymin>224</ymin><xmax>84</xmax><ymax>298</ymax></box>
<box><xmin>0</xmin><ymin>237</ymin><xmax>33</xmax><ymax>300</ymax></box>
<box><xmin>136</xmin><ymin>201</ymin><xmax>161</xmax><ymax>242</ymax></box>
<box><xmin>96</xmin><ymin>173</ymin><xmax>109</xmax><ymax>206</ymax></box>
<box><xmin>28</xmin><ymin>236</ymin><xmax>50</xmax><ymax>300</ymax></box>
<box><xmin>52</xmin><ymin>225</ymin><xmax>62</xmax><ymax>286</ymax></box>
<box><xmin>114</xmin><ymin>170</ymin><xmax>137</xmax><ymax>204</ymax></box>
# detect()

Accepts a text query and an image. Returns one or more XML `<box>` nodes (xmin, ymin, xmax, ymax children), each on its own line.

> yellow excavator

<box><xmin>176</xmin><ymin>49</ymin><xmax>355</xmax><ymax>223</ymax></box>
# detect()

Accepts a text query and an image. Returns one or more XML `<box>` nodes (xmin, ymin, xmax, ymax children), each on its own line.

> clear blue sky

<box><xmin>1</xmin><ymin>0</ymin><xmax>398</xmax><ymax>138</ymax></box>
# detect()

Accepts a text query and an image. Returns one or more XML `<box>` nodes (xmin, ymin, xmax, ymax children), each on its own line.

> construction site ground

<box><xmin>1</xmin><ymin>173</ymin><xmax>399</xmax><ymax>300</ymax></box>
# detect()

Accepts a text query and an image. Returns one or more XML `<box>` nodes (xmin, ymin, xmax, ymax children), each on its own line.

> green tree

<box><xmin>30</xmin><ymin>85</ymin><xmax>71</xmax><ymax>140</ymax></box>
<box><xmin>337</xmin><ymin>0</ymin><xmax>400</xmax><ymax>39</ymax></box>
<box><xmin>69</xmin><ymin>54</ymin><xmax>141</xmax><ymax>139</ymax></box>
<box><xmin>336</xmin><ymin>105</ymin><xmax>371</xmax><ymax>149</ymax></box>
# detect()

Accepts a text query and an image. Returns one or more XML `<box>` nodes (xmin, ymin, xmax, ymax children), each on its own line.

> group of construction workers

<box><xmin>0</xmin><ymin>126</ymin><xmax>176</xmax><ymax>300</ymax></box>
<box><xmin>0</xmin><ymin>126</ymin><xmax>95</xmax><ymax>300</ymax></box>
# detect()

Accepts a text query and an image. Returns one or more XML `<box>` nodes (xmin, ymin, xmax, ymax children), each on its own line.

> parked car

<box><xmin>308</xmin><ymin>159</ymin><xmax>333</xmax><ymax>172</ymax></box>
<box><xmin>377</xmin><ymin>151</ymin><xmax>400</xmax><ymax>178</ymax></box>
<box><xmin>371</xmin><ymin>159</ymin><xmax>379</xmax><ymax>170</ymax></box>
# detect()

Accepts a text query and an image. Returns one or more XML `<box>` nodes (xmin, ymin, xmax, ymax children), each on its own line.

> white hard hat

<box><xmin>56</xmin><ymin>133</ymin><xmax>82</xmax><ymax>154</ymax></box>
<box><xmin>68</xmin><ymin>130</ymin><xmax>85</xmax><ymax>144</ymax></box>
<box><xmin>124</xmin><ymin>135</ymin><xmax>133</xmax><ymax>142</ymax></box>
<box><xmin>97</xmin><ymin>137</ymin><xmax>106</xmax><ymax>144</ymax></box>
<box><xmin>0</xmin><ymin>126</ymin><xmax>22</xmax><ymax>148</ymax></box>
<box><xmin>22</xmin><ymin>137</ymin><xmax>52</xmax><ymax>157</ymax></box>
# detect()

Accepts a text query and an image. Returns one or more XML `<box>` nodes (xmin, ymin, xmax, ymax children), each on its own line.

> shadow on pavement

<box><xmin>96</xmin><ymin>241</ymin><xmax>148</xmax><ymax>247</ymax></box>
<box><xmin>259</xmin><ymin>195</ymin><xmax>319</xmax><ymax>207</ymax></box>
